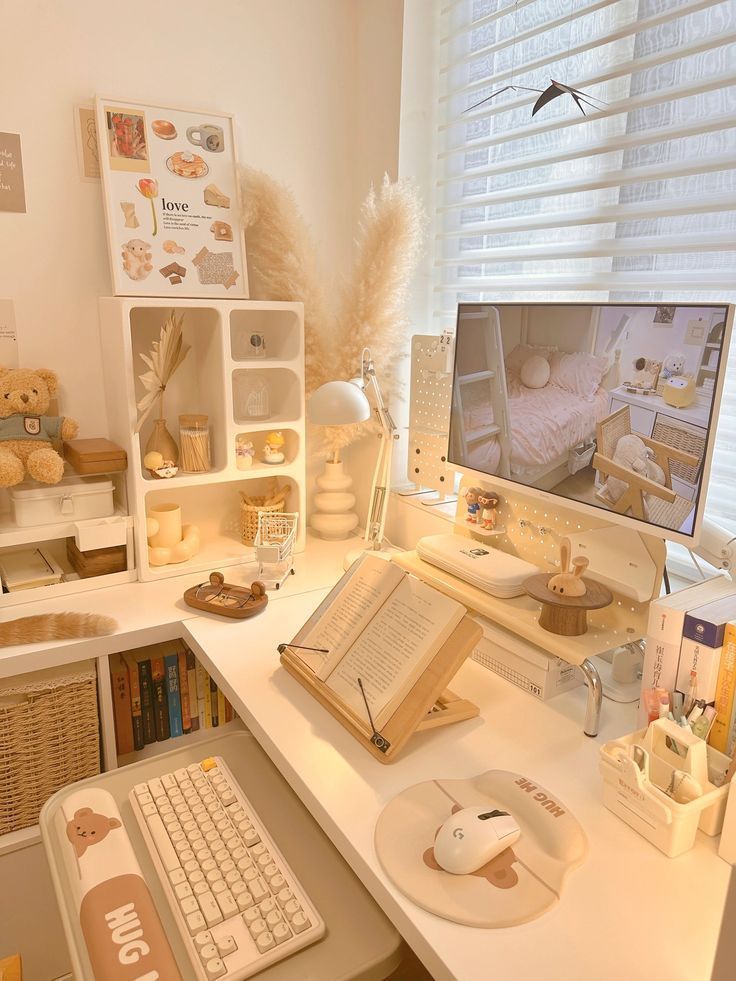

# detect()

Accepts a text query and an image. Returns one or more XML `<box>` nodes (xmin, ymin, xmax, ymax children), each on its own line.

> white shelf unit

<box><xmin>0</xmin><ymin>473</ymin><xmax>136</xmax><ymax>609</ymax></box>
<box><xmin>99</xmin><ymin>297</ymin><xmax>306</xmax><ymax>581</ymax></box>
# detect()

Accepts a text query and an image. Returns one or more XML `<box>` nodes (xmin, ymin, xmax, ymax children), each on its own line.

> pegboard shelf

<box><xmin>393</xmin><ymin>550</ymin><xmax>647</xmax><ymax>666</ymax></box>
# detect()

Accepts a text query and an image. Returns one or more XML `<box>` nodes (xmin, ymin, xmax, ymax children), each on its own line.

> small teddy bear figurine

<box><xmin>548</xmin><ymin>537</ymin><xmax>589</xmax><ymax>598</ymax></box>
<box><xmin>0</xmin><ymin>367</ymin><xmax>78</xmax><ymax>486</ymax></box>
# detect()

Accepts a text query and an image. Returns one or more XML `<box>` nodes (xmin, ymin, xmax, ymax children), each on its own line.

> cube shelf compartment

<box><xmin>100</xmin><ymin>297</ymin><xmax>306</xmax><ymax>581</ymax></box>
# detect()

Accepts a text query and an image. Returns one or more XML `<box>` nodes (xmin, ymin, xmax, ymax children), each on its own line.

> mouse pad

<box><xmin>375</xmin><ymin>770</ymin><xmax>587</xmax><ymax>928</ymax></box>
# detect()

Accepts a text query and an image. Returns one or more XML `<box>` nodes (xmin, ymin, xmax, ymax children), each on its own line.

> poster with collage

<box><xmin>95</xmin><ymin>98</ymin><xmax>248</xmax><ymax>298</ymax></box>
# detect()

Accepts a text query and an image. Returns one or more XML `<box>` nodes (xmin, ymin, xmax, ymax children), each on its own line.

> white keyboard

<box><xmin>129</xmin><ymin>755</ymin><xmax>325</xmax><ymax>980</ymax></box>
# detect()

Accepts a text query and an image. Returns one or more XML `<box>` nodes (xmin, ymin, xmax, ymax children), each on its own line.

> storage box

<box><xmin>66</xmin><ymin>537</ymin><xmax>127</xmax><ymax>578</ymax></box>
<box><xmin>10</xmin><ymin>476</ymin><xmax>114</xmax><ymax>527</ymax></box>
<box><xmin>471</xmin><ymin>614</ymin><xmax>582</xmax><ymax>700</ymax></box>
<box><xmin>599</xmin><ymin>719</ymin><xmax>730</xmax><ymax>857</ymax></box>
<box><xmin>63</xmin><ymin>437</ymin><xmax>127</xmax><ymax>475</ymax></box>
<box><xmin>0</xmin><ymin>662</ymin><xmax>100</xmax><ymax>835</ymax></box>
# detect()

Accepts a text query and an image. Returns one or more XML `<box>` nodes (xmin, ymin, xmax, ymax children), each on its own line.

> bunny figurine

<box><xmin>548</xmin><ymin>538</ymin><xmax>589</xmax><ymax>597</ymax></box>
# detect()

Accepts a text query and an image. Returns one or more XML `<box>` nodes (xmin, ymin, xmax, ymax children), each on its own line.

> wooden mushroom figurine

<box><xmin>548</xmin><ymin>538</ymin><xmax>588</xmax><ymax>598</ymax></box>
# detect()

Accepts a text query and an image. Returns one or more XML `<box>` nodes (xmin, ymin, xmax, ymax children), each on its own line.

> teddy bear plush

<box><xmin>661</xmin><ymin>351</ymin><xmax>686</xmax><ymax>380</ymax></box>
<box><xmin>121</xmin><ymin>238</ymin><xmax>153</xmax><ymax>281</ymax></box>
<box><xmin>0</xmin><ymin>367</ymin><xmax>78</xmax><ymax>486</ymax></box>
<box><xmin>603</xmin><ymin>433</ymin><xmax>665</xmax><ymax>506</ymax></box>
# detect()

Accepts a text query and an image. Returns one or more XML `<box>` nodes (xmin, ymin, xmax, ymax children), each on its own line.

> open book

<box><xmin>286</xmin><ymin>554</ymin><xmax>465</xmax><ymax>732</ymax></box>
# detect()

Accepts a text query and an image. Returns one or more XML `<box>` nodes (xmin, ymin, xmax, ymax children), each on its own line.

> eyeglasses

<box><xmin>194</xmin><ymin>581</ymin><xmax>255</xmax><ymax>609</ymax></box>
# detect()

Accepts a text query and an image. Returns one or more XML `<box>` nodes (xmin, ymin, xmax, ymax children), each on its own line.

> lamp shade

<box><xmin>307</xmin><ymin>380</ymin><xmax>371</xmax><ymax>426</ymax></box>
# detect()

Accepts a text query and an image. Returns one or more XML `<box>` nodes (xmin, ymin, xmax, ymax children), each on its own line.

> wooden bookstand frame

<box><xmin>280</xmin><ymin>614</ymin><xmax>482</xmax><ymax>764</ymax></box>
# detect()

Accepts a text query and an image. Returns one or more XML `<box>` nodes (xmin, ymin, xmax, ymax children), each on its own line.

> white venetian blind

<box><xmin>435</xmin><ymin>0</ymin><xmax>736</xmax><ymax>531</ymax></box>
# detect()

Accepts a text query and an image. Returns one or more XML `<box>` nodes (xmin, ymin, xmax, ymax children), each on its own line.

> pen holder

<box><xmin>599</xmin><ymin>718</ymin><xmax>730</xmax><ymax>857</ymax></box>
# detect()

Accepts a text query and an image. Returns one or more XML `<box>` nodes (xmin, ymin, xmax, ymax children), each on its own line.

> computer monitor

<box><xmin>448</xmin><ymin>302</ymin><xmax>733</xmax><ymax>547</ymax></box>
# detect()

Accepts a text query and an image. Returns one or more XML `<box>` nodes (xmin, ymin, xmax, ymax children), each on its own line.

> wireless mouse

<box><xmin>433</xmin><ymin>806</ymin><xmax>521</xmax><ymax>875</ymax></box>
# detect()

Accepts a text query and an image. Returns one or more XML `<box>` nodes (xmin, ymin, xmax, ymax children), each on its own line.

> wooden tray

<box><xmin>183</xmin><ymin>572</ymin><xmax>268</xmax><ymax>619</ymax></box>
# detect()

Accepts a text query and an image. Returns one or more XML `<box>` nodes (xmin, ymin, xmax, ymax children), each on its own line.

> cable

<box><xmin>663</xmin><ymin>565</ymin><xmax>671</xmax><ymax>595</ymax></box>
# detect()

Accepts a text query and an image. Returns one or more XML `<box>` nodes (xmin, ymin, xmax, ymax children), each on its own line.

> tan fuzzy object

<box><xmin>0</xmin><ymin>612</ymin><xmax>117</xmax><ymax>648</ymax></box>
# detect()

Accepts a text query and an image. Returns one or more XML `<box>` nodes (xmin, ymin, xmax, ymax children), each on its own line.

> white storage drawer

<box><xmin>10</xmin><ymin>477</ymin><xmax>115</xmax><ymax>527</ymax></box>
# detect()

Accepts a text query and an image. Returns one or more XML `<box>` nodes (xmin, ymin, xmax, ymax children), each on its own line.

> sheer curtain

<box><xmin>436</xmin><ymin>0</ymin><xmax>736</xmax><ymax>536</ymax></box>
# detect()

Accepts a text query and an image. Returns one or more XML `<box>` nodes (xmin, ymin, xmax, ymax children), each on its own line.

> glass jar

<box><xmin>179</xmin><ymin>414</ymin><xmax>211</xmax><ymax>472</ymax></box>
<box><xmin>238</xmin><ymin>373</ymin><xmax>270</xmax><ymax>420</ymax></box>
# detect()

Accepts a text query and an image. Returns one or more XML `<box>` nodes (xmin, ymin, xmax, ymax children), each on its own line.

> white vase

<box><xmin>310</xmin><ymin>461</ymin><xmax>359</xmax><ymax>540</ymax></box>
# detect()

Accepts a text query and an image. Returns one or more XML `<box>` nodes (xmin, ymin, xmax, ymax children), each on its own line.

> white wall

<box><xmin>0</xmin><ymin>0</ymin><xmax>403</xmax><ymax>467</ymax></box>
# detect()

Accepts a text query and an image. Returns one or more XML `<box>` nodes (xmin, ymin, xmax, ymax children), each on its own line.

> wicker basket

<box><xmin>652</xmin><ymin>418</ymin><xmax>706</xmax><ymax>484</ymax></box>
<box><xmin>0</xmin><ymin>662</ymin><xmax>100</xmax><ymax>836</ymax></box>
<box><xmin>240</xmin><ymin>497</ymin><xmax>286</xmax><ymax>546</ymax></box>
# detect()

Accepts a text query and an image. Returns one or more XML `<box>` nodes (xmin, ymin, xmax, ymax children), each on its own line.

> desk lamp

<box><xmin>308</xmin><ymin>348</ymin><xmax>399</xmax><ymax>566</ymax></box>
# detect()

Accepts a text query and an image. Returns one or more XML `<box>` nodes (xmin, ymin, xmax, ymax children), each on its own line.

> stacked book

<box><xmin>109</xmin><ymin>640</ymin><xmax>235</xmax><ymax>757</ymax></box>
<box><xmin>640</xmin><ymin>576</ymin><xmax>736</xmax><ymax>753</ymax></box>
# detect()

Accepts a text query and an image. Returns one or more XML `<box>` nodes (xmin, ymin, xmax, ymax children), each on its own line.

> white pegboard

<box><xmin>406</xmin><ymin>333</ymin><xmax>456</xmax><ymax>498</ymax></box>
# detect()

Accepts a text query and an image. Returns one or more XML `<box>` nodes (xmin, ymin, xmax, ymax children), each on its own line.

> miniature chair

<box><xmin>593</xmin><ymin>406</ymin><xmax>700</xmax><ymax>529</ymax></box>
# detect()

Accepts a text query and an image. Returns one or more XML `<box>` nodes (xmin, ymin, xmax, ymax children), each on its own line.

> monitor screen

<box><xmin>448</xmin><ymin>303</ymin><xmax>732</xmax><ymax>542</ymax></box>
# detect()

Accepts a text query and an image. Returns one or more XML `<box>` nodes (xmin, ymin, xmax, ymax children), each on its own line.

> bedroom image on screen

<box><xmin>448</xmin><ymin>303</ymin><xmax>729</xmax><ymax>537</ymax></box>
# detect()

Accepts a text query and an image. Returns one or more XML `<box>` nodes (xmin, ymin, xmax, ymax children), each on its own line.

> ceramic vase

<box><xmin>146</xmin><ymin>418</ymin><xmax>179</xmax><ymax>466</ymax></box>
<box><xmin>310</xmin><ymin>461</ymin><xmax>359</xmax><ymax>540</ymax></box>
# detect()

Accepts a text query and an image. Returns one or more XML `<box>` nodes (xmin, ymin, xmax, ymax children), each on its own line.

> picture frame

<box><xmin>95</xmin><ymin>97</ymin><xmax>249</xmax><ymax>298</ymax></box>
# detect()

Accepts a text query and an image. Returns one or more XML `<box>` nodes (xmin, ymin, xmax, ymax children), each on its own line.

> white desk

<box><xmin>2</xmin><ymin>535</ymin><xmax>731</xmax><ymax>980</ymax></box>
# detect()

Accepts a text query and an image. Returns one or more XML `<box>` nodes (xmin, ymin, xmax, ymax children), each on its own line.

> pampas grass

<box><xmin>240</xmin><ymin>167</ymin><xmax>424</xmax><ymax>459</ymax></box>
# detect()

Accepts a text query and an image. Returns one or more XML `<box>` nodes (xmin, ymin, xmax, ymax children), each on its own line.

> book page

<box><xmin>288</xmin><ymin>554</ymin><xmax>405</xmax><ymax>675</ymax></box>
<box><xmin>324</xmin><ymin>575</ymin><xmax>464</xmax><ymax>731</ymax></box>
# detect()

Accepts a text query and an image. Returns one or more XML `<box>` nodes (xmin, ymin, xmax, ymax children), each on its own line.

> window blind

<box><xmin>436</xmin><ymin>0</ymin><xmax>736</xmax><ymax>532</ymax></box>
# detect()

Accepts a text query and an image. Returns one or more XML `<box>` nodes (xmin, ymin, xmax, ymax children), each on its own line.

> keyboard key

<box><xmin>249</xmin><ymin>877</ymin><xmax>269</xmax><ymax>903</ymax></box>
<box><xmin>205</xmin><ymin>957</ymin><xmax>226</xmax><ymax>978</ymax></box>
<box><xmin>169</xmin><ymin>868</ymin><xmax>186</xmax><ymax>886</ymax></box>
<box><xmin>273</xmin><ymin>921</ymin><xmax>292</xmax><ymax>944</ymax></box>
<box><xmin>232</xmin><ymin>846</ymin><xmax>247</xmax><ymax>861</ymax></box>
<box><xmin>146</xmin><ymin>814</ymin><xmax>181</xmax><ymax>872</ymax></box>
<box><xmin>225</xmin><ymin>870</ymin><xmax>240</xmax><ymax>887</ymax></box>
<box><xmin>184</xmin><ymin>860</ymin><xmax>199</xmax><ymax>876</ymax></box>
<box><xmin>181</xmin><ymin>896</ymin><xmax>199</xmax><ymax>916</ymax></box>
<box><xmin>243</xmin><ymin>907</ymin><xmax>260</xmax><ymax>926</ymax></box>
<box><xmin>212</xmin><ymin>880</ymin><xmax>227</xmax><ymax>895</ymax></box>
<box><xmin>216</xmin><ymin>890</ymin><xmax>238</xmax><ymax>918</ymax></box>
<box><xmin>201</xmin><ymin>820</ymin><xmax>215</xmax><ymax>835</ymax></box>
<box><xmin>179</xmin><ymin>849</ymin><xmax>195</xmax><ymax>864</ymax></box>
<box><xmin>270</xmin><ymin>874</ymin><xmax>286</xmax><ymax>892</ymax></box>
<box><xmin>214</xmin><ymin>848</ymin><xmax>229</xmax><ymax>864</ymax></box>
<box><xmin>186</xmin><ymin>910</ymin><xmax>206</xmax><ymax>935</ymax></box>
<box><xmin>141</xmin><ymin>802</ymin><xmax>157</xmax><ymax>818</ymax></box>
<box><xmin>198</xmin><ymin>891</ymin><xmax>223</xmax><ymax>927</ymax></box>
<box><xmin>175</xmin><ymin>882</ymin><xmax>193</xmax><ymax>901</ymax></box>
<box><xmin>217</xmin><ymin>935</ymin><xmax>237</xmax><ymax>956</ymax></box>
<box><xmin>221</xmin><ymin>791</ymin><xmax>236</xmax><ymax>807</ymax></box>
<box><xmin>259</xmin><ymin>897</ymin><xmax>278</xmax><ymax>915</ymax></box>
<box><xmin>257</xmin><ymin>853</ymin><xmax>272</xmax><ymax>870</ymax></box>
<box><xmin>266</xmin><ymin>909</ymin><xmax>283</xmax><ymax>929</ymax></box>
<box><xmin>243</xmin><ymin>866</ymin><xmax>259</xmax><ymax>882</ymax></box>
<box><xmin>277</xmin><ymin>888</ymin><xmax>294</xmax><ymax>907</ymax></box>
<box><xmin>232</xmin><ymin>880</ymin><xmax>249</xmax><ymax>897</ymax></box>
<box><xmin>243</xmin><ymin>828</ymin><xmax>260</xmax><ymax>847</ymax></box>
<box><xmin>206</xmin><ymin>869</ymin><xmax>223</xmax><ymax>885</ymax></box>
<box><xmin>249</xmin><ymin>917</ymin><xmax>268</xmax><ymax>939</ymax></box>
<box><xmin>134</xmin><ymin>782</ymin><xmax>149</xmax><ymax>798</ymax></box>
<box><xmin>200</xmin><ymin>758</ymin><xmax>217</xmax><ymax>772</ymax></box>
<box><xmin>187</xmin><ymin>763</ymin><xmax>202</xmax><ymax>776</ymax></box>
<box><xmin>175</xmin><ymin>768</ymin><xmax>188</xmax><ymax>783</ymax></box>
<box><xmin>202</xmin><ymin>859</ymin><xmax>216</xmax><ymax>872</ymax></box>
<box><xmin>256</xmin><ymin>931</ymin><xmax>275</xmax><ymax>953</ymax></box>
<box><xmin>137</xmin><ymin>792</ymin><xmax>153</xmax><ymax>806</ymax></box>
<box><xmin>194</xmin><ymin>930</ymin><xmax>213</xmax><ymax>950</ymax></box>
<box><xmin>284</xmin><ymin>899</ymin><xmax>301</xmax><ymax>921</ymax></box>
<box><xmin>292</xmin><ymin>911</ymin><xmax>311</xmax><ymax>933</ymax></box>
<box><xmin>199</xmin><ymin>943</ymin><xmax>218</xmax><ymax>962</ymax></box>
<box><xmin>237</xmin><ymin>892</ymin><xmax>254</xmax><ymax>911</ymax></box>
<box><xmin>148</xmin><ymin>777</ymin><xmax>165</xmax><ymax>799</ymax></box>
<box><xmin>194</xmin><ymin>881</ymin><xmax>210</xmax><ymax>897</ymax></box>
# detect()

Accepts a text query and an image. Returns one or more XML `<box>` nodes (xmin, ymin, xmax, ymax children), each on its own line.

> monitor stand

<box><xmin>594</xmin><ymin>643</ymin><xmax>645</xmax><ymax>703</ymax></box>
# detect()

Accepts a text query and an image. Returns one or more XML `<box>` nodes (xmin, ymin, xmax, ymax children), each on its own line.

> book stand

<box><xmin>280</xmin><ymin>613</ymin><xmax>482</xmax><ymax>764</ymax></box>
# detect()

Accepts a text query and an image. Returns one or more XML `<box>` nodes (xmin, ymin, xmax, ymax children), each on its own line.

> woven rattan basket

<box><xmin>240</xmin><ymin>496</ymin><xmax>286</xmax><ymax>546</ymax></box>
<box><xmin>652</xmin><ymin>418</ymin><xmax>706</xmax><ymax>484</ymax></box>
<box><xmin>0</xmin><ymin>662</ymin><xmax>100</xmax><ymax>835</ymax></box>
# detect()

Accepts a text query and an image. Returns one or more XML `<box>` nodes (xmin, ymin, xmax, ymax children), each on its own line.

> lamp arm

<box><xmin>361</xmin><ymin>349</ymin><xmax>399</xmax><ymax>549</ymax></box>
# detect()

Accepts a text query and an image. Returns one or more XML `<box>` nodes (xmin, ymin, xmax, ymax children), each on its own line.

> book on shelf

<box><xmin>638</xmin><ymin>576</ymin><xmax>736</xmax><ymax>727</ymax></box>
<box><xmin>211</xmin><ymin>676</ymin><xmax>219</xmax><ymax>728</ymax></box>
<box><xmin>137</xmin><ymin>657</ymin><xmax>156</xmax><ymax>745</ymax></box>
<box><xmin>151</xmin><ymin>656</ymin><xmax>170</xmax><ymax>742</ymax></box>
<box><xmin>122</xmin><ymin>651</ymin><xmax>144</xmax><ymax>751</ymax></box>
<box><xmin>165</xmin><ymin>651</ymin><xmax>183</xmax><ymax>739</ymax></box>
<box><xmin>186</xmin><ymin>648</ymin><xmax>200</xmax><ymax>732</ymax></box>
<box><xmin>197</xmin><ymin>661</ymin><xmax>212</xmax><ymax>729</ymax></box>
<box><xmin>287</xmin><ymin>553</ymin><xmax>466</xmax><ymax>733</ymax></box>
<box><xmin>109</xmin><ymin>654</ymin><xmax>134</xmax><ymax>757</ymax></box>
<box><xmin>710</xmin><ymin>622</ymin><xmax>736</xmax><ymax>753</ymax></box>
<box><xmin>178</xmin><ymin>647</ymin><xmax>192</xmax><ymax>735</ymax></box>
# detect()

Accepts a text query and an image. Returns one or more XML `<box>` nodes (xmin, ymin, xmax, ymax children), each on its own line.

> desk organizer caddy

<box><xmin>599</xmin><ymin>718</ymin><xmax>730</xmax><ymax>857</ymax></box>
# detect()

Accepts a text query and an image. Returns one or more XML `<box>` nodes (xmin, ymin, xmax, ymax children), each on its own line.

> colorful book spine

<box><xmin>138</xmin><ymin>659</ymin><xmax>156</xmax><ymax>745</ymax></box>
<box><xmin>110</xmin><ymin>654</ymin><xmax>134</xmax><ymax>756</ymax></box>
<box><xmin>211</xmin><ymin>676</ymin><xmax>219</xmax><ymax>727</ymax></box>
<box><xmin>122</xmin><ymin>652</ymin><xmax>144</xmax><ymax>751</ymax></box>
<box><xmin>676</xmin><ymin>637</ymin><xmax>722</xmax><ymax>704</ymax></box>
<box><xmin>710</xmin><ymin>622</ymin><xmax>736</xmax><ymax>753</ymax></box>
<box><xmin>197</xmin><ymin>661</ymin><xmax>212</xmax><ymax>729</ymax></box>
<box><xmin>178</xmin><ymin>648</ymin><xmax>192</xmax><ymax>735</ymax></box>
<box><xmin>186</xmin><ymin>649</ymin><xmax>200</xmax><ymax>732</ymax></box>
<box><xmin>152</xmin><ymin>657</ymin><xmax>170</xmax><ymax>742</ymax></box>
<box><xmin>165</xmin><ymin>652</ymin><xmax>183</xmax><ymax>738</ymax></box>
<box><xmin>224</xmin><ymin>696</ymin><xmax>233</xmax><ymax>724</ymax></box>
